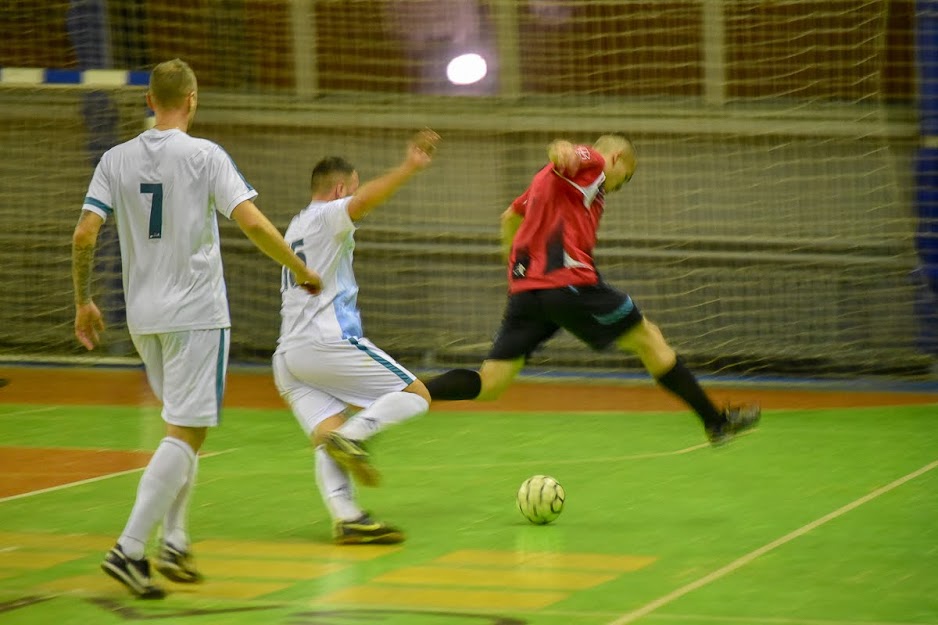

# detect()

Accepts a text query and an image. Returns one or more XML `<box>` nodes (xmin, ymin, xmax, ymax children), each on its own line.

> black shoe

<box><xmin>707</xmin><ymin>404</ymin><xmax>761</xmax><ymax>446</ymax></box>
<box><xmin>101</xmin><ymin>545</ymin><xmax>166</xmax><ymax>599</ymax></box>
<box><xmin>155</xmin><ymin>542</ymin><xmax>203</xmax><ymax>584</ymax></box>
<box><xmin>334</xmin><ymin>514</ymin><xmax>405</xmax><ymax>545</ymax></box>
<box><xmin>325</xmin><ymin>433</ymin><xmax>380</xmax><ymax>487</ymax></box>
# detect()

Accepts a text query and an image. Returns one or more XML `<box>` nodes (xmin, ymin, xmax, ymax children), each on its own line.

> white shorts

<box><xmin>273</xmin><ymin>337</ymin><xmax>416</xmax><ymax>436</ymax></box>
<box><xmin>132</xmin><ymin>328</ymin><xmax>230</xmax><ymax>428</ymax></box>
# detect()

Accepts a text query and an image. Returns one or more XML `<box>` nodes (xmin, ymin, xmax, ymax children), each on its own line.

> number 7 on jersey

<box><xmin>140</xmin><ymin>183</ymin><xmax>163</xmax><ymax>239</ymax></box>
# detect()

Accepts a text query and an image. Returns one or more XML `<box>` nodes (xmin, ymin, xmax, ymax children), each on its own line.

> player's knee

<box><xmin>617</xmin><ymin>319</ymin><xmax>666</xmax><ymax>355</ymax></box>
<box><xmin>166</xmin><ymin>425</ymin><xmax>208</xmax><ymax>452</ymax></box>
<box><xmin>312</xmin><ymin>413</ymin><xmax>346</xmax><ymax>446</ymax></box>
<box><xmin>404</xmin><ymin>379</ymin><xmax>432</xmax><ymax>406</ymax></box>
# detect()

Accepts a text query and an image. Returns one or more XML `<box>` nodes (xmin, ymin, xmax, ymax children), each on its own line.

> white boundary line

<box><xmin>606</xmin><ymin>459</ymin><xmax>938</xmax><ymax>625</ymax></box>
<box><xmin>0</xmin><ymin>449</ymin><xmax>236</xmax><ymax>504</ymax></box>
<box><xmin>0</xmin><ymin>406</ymin><xmax>60</xmax><ymax>418</ymax></box>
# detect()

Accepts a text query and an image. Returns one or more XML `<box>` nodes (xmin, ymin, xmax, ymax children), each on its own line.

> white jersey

<box><xmin>82</xmin><ymin>128</ymin><xmax>257</xmax><ymax>334</ymax></box>
<box><xmin>277</xmin><ymin>197</ymin><xmax>362</xmax><ymax>352</ymax></box>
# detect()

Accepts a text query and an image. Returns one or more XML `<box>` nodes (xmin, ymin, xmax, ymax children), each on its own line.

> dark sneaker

<box><xmin>334</xmin><ymin>514</ymin><xmax>405</xmax><ymax>545</ymax></box>
<box><xmin>155</xmin><ymin>542</ymin><xmax>204</xmax><ymax>584</ymax></box>
<box><xmin>325</xmin><ymin>432</ymin><xmax>380</xmax><ymax>487</ymax></box>
<box><xmin>707</xmin><ymin>404</ymin><xmax>761</xmax><ymax>446</ymax></box>
<box><xmin>101</xmin><ymin>545</ymin><xmax>166</xmax><ymax>599</ymax></box>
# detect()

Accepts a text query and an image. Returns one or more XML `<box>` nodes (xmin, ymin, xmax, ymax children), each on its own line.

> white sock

<box><xmin>315</xmin><ymin>446</ymin><xmax>361</xmax><ymax>522</ymax></box>
<box><xmin>336</xmin><ymin>392</ymin><xmax>429</xmax><ymax>442</ymax></box>
<box><xmin>163</xmin><ymin>453</ymin><xmax>198</xmax><ymax>550</ymax></box>
<box><xmin>118</xmin><ymin>437</ymin><xmax>195</xmax><ymax>559</ymax></box>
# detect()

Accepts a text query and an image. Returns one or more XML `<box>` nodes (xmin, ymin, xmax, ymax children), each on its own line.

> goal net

<box><xmin>0</xmin><ymin>0</ymin><xmax>931</xmax><ymax>379</ymax></box>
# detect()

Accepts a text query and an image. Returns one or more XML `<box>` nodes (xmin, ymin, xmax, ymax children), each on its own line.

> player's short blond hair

<box><xmin>148</xmin><ymin>59</ymin><xmax>197</xmax><ymax>110</ymax></box>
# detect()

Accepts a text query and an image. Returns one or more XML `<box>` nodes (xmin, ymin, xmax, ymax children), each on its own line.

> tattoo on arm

<box><xmin>73</xmin><ymin>243</ymin><xmax>96</xmax><ymax>305</ymax></box>
<box><xmin>72</xmin><ymin>214</ymin><xmax>98</xmax><ymax>305</ymax></box>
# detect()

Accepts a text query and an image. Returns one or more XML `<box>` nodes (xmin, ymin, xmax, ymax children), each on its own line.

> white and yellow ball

<box><xmin>517</xmin><ymin>475</ymin><xmax>565</xmax><ymax>525</ymax></box>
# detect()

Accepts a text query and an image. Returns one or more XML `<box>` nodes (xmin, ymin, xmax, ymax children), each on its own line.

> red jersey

<box><xmin>507</xmin><ymin>146</ymin><xmax>606</xmax><ymax>293</ymax></box>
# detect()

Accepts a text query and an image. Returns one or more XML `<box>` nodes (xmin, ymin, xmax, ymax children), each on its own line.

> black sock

<box><xmin>425</xmin><ymin>369</ymin><xmax>482</xmax><ymax>401</ymax></box>
<box><xmin>655</xmin><ymin>358</ymin><xmax>724</xmax><ymax>429</ymax></box>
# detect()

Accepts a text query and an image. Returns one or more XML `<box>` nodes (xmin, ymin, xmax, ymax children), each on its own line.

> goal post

<box><xmin>0</xmin><ymin>0</ymin><xmax>931</xmax><ymax>379</ymax></box>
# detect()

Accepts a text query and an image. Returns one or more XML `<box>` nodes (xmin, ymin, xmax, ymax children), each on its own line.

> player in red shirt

<box><xmin>426</xmin><ymin>134</ymin><xmax>759</xmax><ymax>445</ymax></box>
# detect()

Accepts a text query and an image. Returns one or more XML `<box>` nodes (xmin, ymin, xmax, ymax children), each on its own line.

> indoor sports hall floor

<box><xmin>1</xmin><ymin>366</ymin><xmax>936</xmax><ymax>625</ymax></box>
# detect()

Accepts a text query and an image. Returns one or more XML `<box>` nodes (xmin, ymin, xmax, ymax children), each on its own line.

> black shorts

<box><xmin>488</xmin><ymin>282</ymin><xmax>644</xmax><ymax>360</ymax></box>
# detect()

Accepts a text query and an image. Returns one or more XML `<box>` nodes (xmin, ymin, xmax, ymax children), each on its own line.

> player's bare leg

<box><xmin>424</xmin><ymin>357</ymin><xmax>522</xmax><ymax>402</ymax></box>
<box><xmin>477</xmin><ymin>357</ymin><xmax>525</xmax><ymax>400</ymax></box>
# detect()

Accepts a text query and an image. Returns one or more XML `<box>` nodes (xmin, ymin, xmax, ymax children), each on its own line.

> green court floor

<box><xmin>1</xmin><ymin>402</ymin><xmax>936</xmax><ymax>625</ymax></box>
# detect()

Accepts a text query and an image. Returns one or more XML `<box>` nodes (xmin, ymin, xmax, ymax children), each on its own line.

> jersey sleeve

<box><xmin>510</xmin><ymin>188</ymin><xmax>531</xmax><ymax>217</ymax></box>
<box><xmin>571</xmin><ymin>146</ymin><xmax>605</xmax><ymax>187</ymax></box>
<box><xmin>82</xmin><ymin>155</ymin><xmax>114</xmax><ymax>221</ymax></box>
<box><xmin>319</xmin><ymin>197</ymin><xmax>356</xmax><ymax>238</ymax></box>
<box><xmin>210</xmin><ymin>145</ymin><xmax>259</xmax><ymax>218</ymax></box>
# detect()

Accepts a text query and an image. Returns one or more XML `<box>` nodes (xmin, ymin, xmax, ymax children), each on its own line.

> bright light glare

<box><xmin>446</xmin><ymin>53</ymin><xmax>487</xmax><ymax>86</ymax></box>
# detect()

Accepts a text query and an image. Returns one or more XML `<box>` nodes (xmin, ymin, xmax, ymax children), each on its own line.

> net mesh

<box><xmin>0</xmin><ymin>0</ymin><xmax>931</xmax><ymax>378</ymax></box>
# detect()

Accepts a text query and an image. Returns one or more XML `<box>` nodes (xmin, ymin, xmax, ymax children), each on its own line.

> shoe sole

<box><xmin>334</xmin><ymin>530</ymin><xmax>405</xmax><ymax>545</ymax></box>
<box><xmin>326</xmin><ymin>437</ymin><xmax>381</xmax><ymax>487</ymax></box>
<box><xmin>101</xmin><ymin>561</ymin><xmax>166</xmax><ymax>599</ymax></box>
<box><xmin>709</xmin><ymin>425</ymin><xmax>759</xmax><ymax>448</ymax></box>
<box><xmin>154</xmin><ymin>562</ymin><xmax>203</xmax><ymax>584</ymax></box>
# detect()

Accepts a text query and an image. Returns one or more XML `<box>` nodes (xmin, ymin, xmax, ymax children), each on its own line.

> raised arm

<box><xmin>548</xmin><ymin>139</ymin><xmax>581</xmax><ymax>177</ymax></box>
<box><xmin>231</xmin><ymin>200</ymin><xmax>322</xmax><ymax>294</ymax></box>
<box><xmin>346</xmin><ymin>129</ymin><xmax>440</xmax><ymax>222</ymax></box>
<box><xmin>72</xmin><ymin>210</ymin><xmax>106</xmax><ymax>349</ymax></box>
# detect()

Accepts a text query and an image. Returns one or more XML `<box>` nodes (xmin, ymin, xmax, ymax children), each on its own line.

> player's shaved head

<box><xmin>593</xmin><ymin>134</ymin><xmax>634</xmax><ymax>156</ymax></box>
<box><xmin>148</xmin><ymin>59</ymin><xmax>197</xmax><ymax>110</ymax></box>
<box><xmin>310</xmin><ymin>157</ymin><xmax>357</xmax><ymax>194</ymax></box>
<box><xmin>594</xmin><ymin>134</ymin><xmax>637</xmax><ymax>192</ymax></box>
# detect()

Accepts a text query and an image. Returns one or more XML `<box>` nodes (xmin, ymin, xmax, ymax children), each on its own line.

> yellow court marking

<box><xmin>198</xmin><ymin>557</ymin><xmax>346</xmax><ymax>580</ymax></box>
<box><xmin>39</xmin><ymin>574</ymin><xmax>139</xmax><ymax>596</ymax></box>
<box><xmin>374</xmin><ymin>565</ymin><xmax>616</xmax><ymax>590</ymax></box>
<box><xmin>315</xmin><ymin>585</ymin><xmax>568</xmax><ymax>610</ymax></box>
<box><xmin>194</xmin><ymin>539</ymin><xmax>399</xmax><ymax>561</ymax></box>
<box><xmin>39</xmin><ymin>574</ymin><xmax>290</xmax><ymax>600</ymax></box>
<box><xmin>436</xmin><ymin>550</ymin><xmax>657</xmax><ymax>572</ymax></box>
<box><xmin>0</xmin><ymin>531</ymin><xmax>111</xmax><ymax>552</ymax></box>
<box><xmin>164</xmin><ymin>579</ymin><xmax>292</xmax><ymax>600</ymax></box>
<box><xmin>0</xmin><ymin>551</ymin><xmax>87</xmax><ymax>570</ymax></box>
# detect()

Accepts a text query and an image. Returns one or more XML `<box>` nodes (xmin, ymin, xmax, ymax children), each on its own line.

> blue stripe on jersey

<box><xmin>348</xmin><ymin>338</ymin><xmax>414</xmax><ymax>384</ymax></box>
<box><xmin>215</xmin><ymin>328</ymin><xmax>227</xmax><ymax>422</ymax></box>
<box><xmin>84</xmin><ymin>196</ymin><xmax>113</xmax><ymax>214</ymax></box>
<box><xmin>217</xmin><ymin>146</ymin><xmax>255</xmax><ymax>191</ymax></box>
<box><xmin>334</xmin><ymin>289</ymin><xmax>363</xmax><ymax>339</ymax></box>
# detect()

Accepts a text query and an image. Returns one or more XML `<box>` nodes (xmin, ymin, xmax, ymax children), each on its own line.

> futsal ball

<box><xmin>517</xmin><ymin>475</ymin><xmax>565</xmax><ymax>525</ymax></box>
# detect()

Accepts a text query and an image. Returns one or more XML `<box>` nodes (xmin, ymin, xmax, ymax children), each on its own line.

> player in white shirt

<box><xmin>273</xmin><ymin>130</ymin><xmax>439</xmax><ymax>544</ymax></box>
<box><xmin>72</xmin><ymin>59</ymin><xmax>321</xmax><ymax>598</ymax></box>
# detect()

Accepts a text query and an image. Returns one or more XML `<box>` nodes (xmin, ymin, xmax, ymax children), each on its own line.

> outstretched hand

<box><xmin>75</xmin><ymin>301</ymin><xmax>105</xmax><ymax>350</ymax></box>
<box><xmin>295</xmin><ymin>266</ymin><xmax>323</xmax><ymax>295</ymax></box>
<box><xmin>406</xmin><ymin>129</ymin><xmax>440</xmax><ymax>170</ymax></box>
